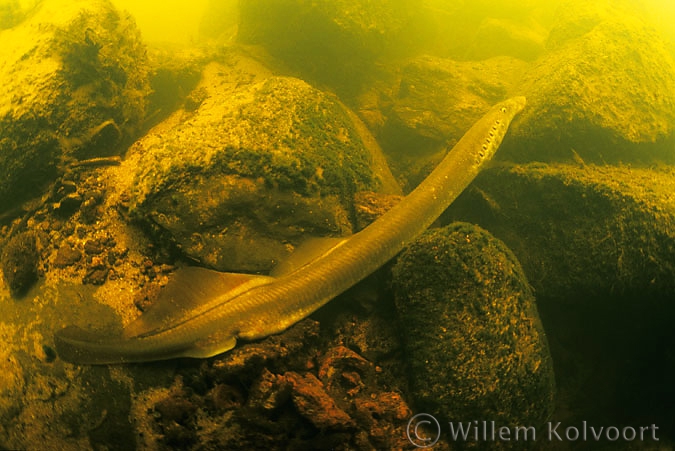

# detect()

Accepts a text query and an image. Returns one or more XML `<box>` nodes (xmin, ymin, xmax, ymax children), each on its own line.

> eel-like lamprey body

<box><xmin>55</xmin><ymin>96</ymin><xmax>526</xmax><ymax>364</ymax></box>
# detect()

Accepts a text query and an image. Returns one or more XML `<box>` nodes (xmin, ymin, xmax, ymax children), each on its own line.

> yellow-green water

<box><xmin>1</xmin><ymin>1</ymin><xmax>674</xmax><ymax>449</ymax></box>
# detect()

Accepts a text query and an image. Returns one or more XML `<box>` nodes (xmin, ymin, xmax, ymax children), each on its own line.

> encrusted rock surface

<box><xmin>447</xmin><ymin>163</ymin><xmax>675</xmax><ymax>437</ymax></box>
<box><xmin>392</xmin><ymin>222</ymin><xmax>555</xmax><ymax>430</ymax></box>
<box><xmin>449</xmin><ymin>163</ymin><xmax>675</xmax><ymax>301</ymax></box>
<box><xmin>0</xmin><ymin>0</ymin><xmax>150</xmax><ymax>212</ymax></box>
<box><xmin>127</xmin><ymin>63</ymin><xmax>399</xmax><ymax>272</ymax></box>
<box><xmin>508</xmin><ymin>1</ymin><xmax>675</xmax><ymax>163</ymax></box>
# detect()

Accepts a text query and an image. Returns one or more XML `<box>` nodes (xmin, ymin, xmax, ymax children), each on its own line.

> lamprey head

<box><xmin>473</xmin><ymin>96</ymin><xmax>526</xmax><ymax>167</ymax></box>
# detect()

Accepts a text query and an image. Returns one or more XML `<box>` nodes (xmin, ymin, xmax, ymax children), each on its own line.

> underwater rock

<box><xmin>83</xmin><ymin>266</ymin><xmax>108</xmax><ymax>285</ymax></box>
<box><xmin>391</xmin><ymin>222</ymin><xmax>555</xmax><ymax>428</ymax></box>
<box><xmin>284</xmin><ymin>371</ymin><xmax>354</xmax><ymax>430</ymax></box>
<box><xmin>389</xmin><ymin>56</ymin><xmax>523</xmax><ymax>143</ymax></box>
<box><xmin>378</xmin><ymin>55</ymin><xmax>527</xmax><ymax>189</ymax></box>
<box><xmin>317</xmin><ymin>345</ymin><xmax>372</xmax><ymax>396</ymax></box>
<box><xmin>1</xmin><ymin>231</ymin><xmax>39</xmax><ymax>297</ymax></box>
<box><xmin>386</xmin><ymin>55</ymin><xmax>527</xmax><ymax>142</ymax></box>
<box><xmin>507</xmin><ymin>1</ymin><xmax>675</xmax><ymax>163</ymax></box>
<box><xmin>411</xmin><ymin>1</ymin><xmax>555</xmax><ymax>61</ymax></box>
<box><xmin>352</xmin><ymin>392</ymin><xmax>413</xmax><ymax>450</ymax></box>
<box><xmin>0</xmin><ymin>0</ymin><xmax>150</xmax><ymax>213</ymax></box>
<box><xmin>144</xmin><ymin>45</ymin><xmax>210</xmax><ymax>127</ymax></box>
<box><xmin>466</xmin><ymin>17</ymin><xmax>546</xmax><ymax>62</ymax></box>
<box><xmin>447</xmin><ymin>162</ymin><xmax>675</xmax><ymax>433</ymax></box>
<box><xmin>0</xmin><ymin>280</ymin><xmax>142</xmax><ymax>450</ymax></box>
<box><xmin>247</xmin><ymin>368</ymin><xmax>291</xmax><ymax>412</ymax></box>
<box><xmin>128</xmin><ymin>64</ymin><xmax>400</xmax><ymax>272</ymax></box>
<box><xmin>237</xmin><ymin>0</ymin><xmax>419</xmax><ymax>95</ymax></box>
<box><xmin>207</xmin><ymin>318</ymin><xmax>321</xmax><ymax>376</ymax></box>
<box><xmin>136</xmin><ymin>312</ymin><xmax>415</xmax><ymax>450</ymax></box>
<box><xmin>53</xmin><ymin>243</ymin><xmax>82</xmax><ymax>268</ymax></box>
<box><xmin>352</xmin><ymin>191</ymin><xmax>403</xmax><ymax>231</ymax></box>
<box><xmin>153</xmin><ymin>387</ymin><xmax>199</xmax><ymax>447</ymax></box>
<box><xmin>448</xmin><ymin>163</ymin><xmax>675</xmax><ymax>301</ymax></box>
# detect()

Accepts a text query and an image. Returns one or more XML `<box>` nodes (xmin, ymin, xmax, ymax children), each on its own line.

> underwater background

<box><xmin>0</xmin><ymin>0</ymin><xmax>674</xmax><ymax>449</ymax></box>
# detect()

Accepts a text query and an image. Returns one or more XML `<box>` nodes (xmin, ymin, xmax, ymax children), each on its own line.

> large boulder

<box><xmin>0</xmin><ymin>279</ymin><xmax>140</xmax><ymax>450</ymax></box>
<box><xmin>376</xmin><ymin>55</ymin><xmax>528</xmax><ymax>189</ymax></box>
<box><xmin>415</xmin><ymin>0</ymin><xmax>554</xmax><ymax>61</ymax></box>
<box><xmin>0</xmin><ymin>0</ymin><xmax>150</xmax><ymax>213</ymax></box>
<box><xmin>387</xmin><ymin>56</ymin><xmax>527</xmax><ymax>144</ymax></box>
<box><xmin>465</xmin><ymin>17</ymin><xmax>547</xmax><ymax>62</ymax></box>
<box><xmin>127</xmin><ymin>62</ymin><xmax>400</xmax><ymax>272</ymax></box>
<box><xmin>237</xmin><ymin>0</ymin><xmax>418</xmax><ymax>95</ymax></box>
<box><xmin>392</xmin><ymin>222</ymin><xmax>555</xmax><ymax>428</ymax></box>
<box><xmin>446</xmin><ymin>163</ymin><xmax>675</xmax><ymax>429</ymax></box>
<box><xmin>448</xmin><ymin>163</ymin><xmax>675</xmax><ymax>301</ymax></box>
<box><xmin>507</xmin><ymin>1</ymin><xmax>675</xmax><ymax>163</ymax></box>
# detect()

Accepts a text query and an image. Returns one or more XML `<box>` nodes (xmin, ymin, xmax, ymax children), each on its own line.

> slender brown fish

<box><xmin>55</xmin><ymin>96</ymin><xmax>526</xmax><ymax>364</ymax></box>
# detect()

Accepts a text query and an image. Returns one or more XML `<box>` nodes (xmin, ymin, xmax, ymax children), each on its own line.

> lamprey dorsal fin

<box><xmin>123</xmin><ymin>267</ymin><xmax>274</xmax><ymax>338</ymax></box>
<box><xmin>270</xmin><ymin>237</ymin><xmax>347</xmax><ymax>277</ymax></box>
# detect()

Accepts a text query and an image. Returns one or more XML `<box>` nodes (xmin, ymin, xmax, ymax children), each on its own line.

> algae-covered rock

<box><xmin>0</xmin><ymin>0</ymin><xmax>35</xmax><ymax>30</ymax></box>
<box><xmin>237</xmin><ymin>0</ymin><xmax>418</xmax><ymax>94</ymax></box>
<box><xmin>0</xmin><ymin>0</ymin><xmax>150</xmax><ymax>213</ymax></box>
<box><xmin>466</xmin><ymin>17</ymin><xmax>546</xmax><ymax>62</ymax></box>
<box><xmin>448</xmin><ymin>163</ymin><xmax>675</xmax><ymax>301</ymax></box>
<box><xmin>391</xmin><ymin>222</ymin><xmax>555</xmax><ymax>427</ymax></box>
<box><xmin>446</xmin><ymin>163</ymin><xmax>675</xmax><ymax>432</ymax></box>
<box><xmin>507</xmin><ymin>1</ymin><xmax>675</xmax><ymax>163</ymax></box>
<box><xmin>378</xmin><ymin>55</ymin><xmax>527</xmax><ymax>189</ymax></box>
<box><xmin>416</xmin><ymin>0</ymin><xmax>555</xmax><ymax>61</ymax></box>
<box><xmin>0</xmin><ymin>281</ymin><xmax>140</xmax><ymax>450</ymax></box>
<box><xmin>128</xmin><ymin>63</ymin><xmax>399</xmax><ymax>272</ymax></box>
<box><xmin>390</xmin><ymin>56</ymin><xmax>525</xmax><ymax>142</ymax></box>
<box><xmin>385</xmin><ymin>55</ymin><xmax>527</xmax><ymax>145</ymax></box>
<box><xmin>1</xmin><ymin>231</ymin><xmax>39</xmax><ymax>297</ymax></box>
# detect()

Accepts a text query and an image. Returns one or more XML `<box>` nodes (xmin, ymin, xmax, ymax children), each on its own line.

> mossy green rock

<box><xmin>392</xmin><ymin>222</ymin><xmax>555</xmax><ymax>427</ymax></box>
<box><xmin>446</xmin><ymin>164</ymin><xmax>675</xmax><ymax>431</ymax></box>
<box><xmin>466</xmin><ymin>17</ymin><xmax>546</xmax><ymax>62</ymax></box>
<box><xmin>0</xmin><ymin>280</ymin><xmax>153</xmax><ymax>450</ymax></box>
<box><xmin>507</xmin><ymin>1</ymin><xmax>675</xmax><ymax>163</ymax></box>
<box><xmin>380</xmin><ymin>55</ymin><xmax>527</xmax><ymax>189</ymax></box>
<box><xmin>237</xmin><ymin>0</ymin><xmax>417</xmax><ymax>94</ymax></box>
<box><xmin>391</xmin><ymin>56</ymin><xmax>526</xmax><ymax>143</ymax></box>
<box><xmin>129</xmin><ymin>64</ymin><xmax>399</xmax><ymax>272</ymax></box>
<box><xmin>413</xmin><ymin>1</ymin><xmax>555</xmax><ymax>61</ymax></box>
<box><xmin>448</xmin><ymin>163</ymin><xmax>675</xmax><ymax>301</ymax></box>
<box><xmin>0</xmin><ymin>0</ymin><xmax>150</xmax><ymax>213</ymax></box>
<box><xmin>385</xmin><ymin>54</ymin><xmax>527</xmax><ymax>145</ymax></box>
